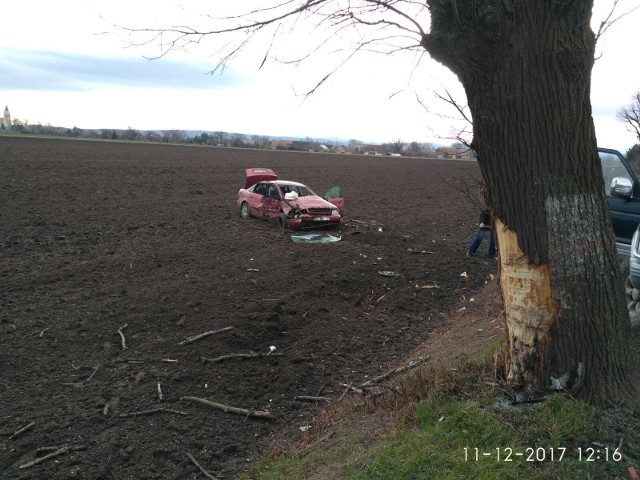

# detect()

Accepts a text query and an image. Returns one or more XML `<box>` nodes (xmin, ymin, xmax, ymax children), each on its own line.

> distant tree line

<box><xmin>3</xmin><ymin>120</ymin><xmax>277</xmax><ymax>150</ymax></box>
<box><xmin>2</xmin><ymin>118</ymin><xmax>462</xmax><ymax>158</ymax></box>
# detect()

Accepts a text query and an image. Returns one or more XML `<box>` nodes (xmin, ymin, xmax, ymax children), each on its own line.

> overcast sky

<box><xmin>1</xmin><ymin>1</ymin><xmax>639</xmax><ymax>149</ymax></box>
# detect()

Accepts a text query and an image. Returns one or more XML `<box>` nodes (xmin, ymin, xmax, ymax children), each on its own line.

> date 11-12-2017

<box><xmin>464</xmin><ymin>446</ymin><xmax>622</xmax><ymax>462</ymax></box>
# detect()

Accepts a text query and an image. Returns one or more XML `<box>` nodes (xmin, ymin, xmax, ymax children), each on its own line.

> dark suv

<box><xmin>599</xmin><ymin>147</ymin><xmax>640</xmax><ymax>327</ymax></box>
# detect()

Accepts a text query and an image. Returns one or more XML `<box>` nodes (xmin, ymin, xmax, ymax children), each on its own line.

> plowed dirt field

<box><xmin>0</xmin><ymin>136</ymin><xmax>499</xmax><ymax>479</ymax></box>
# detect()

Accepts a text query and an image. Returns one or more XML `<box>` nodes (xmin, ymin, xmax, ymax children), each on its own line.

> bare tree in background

<box><xmin>617</xmin><ymin>91</ymin><xmax>640</xmax><ymax>142</ymax></box>
<box><xmin>122</xmin><ymin>1</ymin><xmax>639</xmax><ymax>407</ymax></box>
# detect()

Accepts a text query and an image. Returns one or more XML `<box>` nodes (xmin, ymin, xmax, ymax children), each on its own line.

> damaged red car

<box><xmin>237</xmin><ymin>168</ymin><xmax>344</xmax><ymax>230</ymax></box>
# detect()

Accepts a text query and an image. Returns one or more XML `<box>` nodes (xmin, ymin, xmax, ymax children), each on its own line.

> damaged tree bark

<box><xmin>423</xmin><ymin>0</ymin><xmax>637</xmax><ymax>405</ymax></box>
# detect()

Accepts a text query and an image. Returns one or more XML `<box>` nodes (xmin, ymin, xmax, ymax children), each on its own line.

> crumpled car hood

<box><xmin>287</xmin><ymin>195</ymin><xmax>336</xmax><ymax>210</ymax></box>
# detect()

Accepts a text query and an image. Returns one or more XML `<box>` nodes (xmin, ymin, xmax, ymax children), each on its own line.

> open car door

<box><xmin>324</xmin><ymin>186</ymin><xmax>344</xmax><ymax>216</ymax></box>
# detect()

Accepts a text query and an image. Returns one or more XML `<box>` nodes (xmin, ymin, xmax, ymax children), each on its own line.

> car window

<box><xmin>266</xmin><ymin>184</ymin><xmax>280</xmax><ymax>199</ymax></box>
<box><xmin>254</xmin><ymin>183</ymin><xmax>265</xmax><ymax>196</ymax></box>
<box><xmin>601</xmin><ymin>152</ymin><xmax>633</xmax><ymax>197</ymax></box>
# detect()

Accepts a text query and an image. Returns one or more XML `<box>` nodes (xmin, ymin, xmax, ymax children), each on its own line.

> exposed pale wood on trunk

<box><xmin>496</xmin><ymin>219</ymin><xmax>558</xmax><ymax>390</ymax></box>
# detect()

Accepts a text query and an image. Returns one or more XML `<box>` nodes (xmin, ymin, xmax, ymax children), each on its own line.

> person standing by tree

<box><xmin>466</xmin><ymin>209</ymin><xmax>495</xmax><ymax>257</ymax></box>
<box><xmin>466</xmin><ymin>185</ymin><xmax>495</xmax><ymax>257</ymax></box>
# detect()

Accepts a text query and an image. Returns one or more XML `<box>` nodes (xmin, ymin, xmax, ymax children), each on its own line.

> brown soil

<box><xmin>0</xmin><ymin>136</ymin><xmax>499</xmax><ymax>479</ymax></box>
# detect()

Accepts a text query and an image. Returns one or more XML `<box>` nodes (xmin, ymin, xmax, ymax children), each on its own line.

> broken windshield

<box><xmin>280</xmin><ymin>185</ymin><xmax>314</xmax><ymax>197</ymax></box>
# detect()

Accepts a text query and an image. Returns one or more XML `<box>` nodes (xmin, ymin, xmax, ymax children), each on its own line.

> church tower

<box><xmin>3</xmin><ymin>106</ymin><xmax>11</xmax><ymax>130</ymax></box>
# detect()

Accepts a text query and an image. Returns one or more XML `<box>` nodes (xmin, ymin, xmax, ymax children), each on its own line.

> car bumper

<box><xmin>286</xmin><ymin>215</ymin><xmax>341</xmax><ymax>230</ymax></box>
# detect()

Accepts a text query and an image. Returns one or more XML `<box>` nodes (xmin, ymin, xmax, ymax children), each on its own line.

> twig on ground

<box><xmin>186</xmin><ymin>452</ymin><xmax>219</xmax><ymax>480</ymax></box>
<box><xmin>339</xmin><ymin>383</ymin><xmax>364</xmax><ymax>396</ymax></box>
<box><xmin>294</xmin><ymin>395</ymin><xmax>331</xmax><ymax>402</ymax></box>
<box><xmin>113</xmin><ymin>357</ymin><xmax>179</xmax><ymax>363</ymax></box>
<box><xmin>181</xmin><ymin>396</ymin><xmax>273</xmax><ymax>419</ymax></box>
<box><xmin>201</xmin><ymin>352</ymin><xmax>283</xmax><ymax>363</ymax></box>
<box><xmin>18</xmin><ymin>445</ymin><xmax>85</xmax><ymax>469</ymax></box>
<box><xmin>117</xmin><ymin>323</ymin><xmax>128</xmax><ymax>350</ymax></box>
<box><xmin>338</xmin><ymin>383</ymin><xmax>352</xmax><ymax>400</ymax></box>
<box><xmin>38</xmin><ymin>327</ymin><xmax>50</xmax><ymax>337</ymax></box>
<box><xmin>119</xmin><ymin>408</ymin><xmax>188</xmax><ymax>418</ymax></box>
<box><xmin>86</xmin><ymin>364</ymin><xmax>100</xmax><ymax>382</ymax></box>
<box><xmin>36</xmin><ymin>445</ymin><xmax>67</xmax><ymax>454</ymax></box>
<box><xmin>360</xmin><ymin>357</ymin><xmax>429</xmax><ymax>388</ymax></box>
<box><xmin>178</xmin><ymin>326</ymin><xmax>234</xmax><ymax>345</ymax></box>
<box><xmin>19</xmin><ymin>446</ymin><xmax>70</xmax><ymax>469</ymax></box>
<box><xmin>9</xmin><ymin>421</ymin><xmax>35</xmax><ymax>440</ymax></box>
<box><xmin>157</xmin><ymin>382</ymin><xmax>163</xmax><ymax>401</ymax></box>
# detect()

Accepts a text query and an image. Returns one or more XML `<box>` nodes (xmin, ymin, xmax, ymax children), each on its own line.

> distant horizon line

<box><xmin>4</xmin><ymin>122</ymin><xmax>451</xmax><ymax>147</ymax></box>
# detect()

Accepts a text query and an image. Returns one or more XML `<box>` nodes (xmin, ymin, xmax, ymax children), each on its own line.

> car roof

<box><xmin>272</xmin><ymin>180</ymin><xmax>307</xmax><ymax>188</ymax></box>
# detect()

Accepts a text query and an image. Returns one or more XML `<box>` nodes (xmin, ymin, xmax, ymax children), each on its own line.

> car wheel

<box><xmin>621</xmin><ymin>258</ymin><xmax>640</xmax><ymax>328</ymax></box>
<box><xmin>240</xmin><ymin>202</ymin><xmax>250</xmax><ymax>219</ymax></box>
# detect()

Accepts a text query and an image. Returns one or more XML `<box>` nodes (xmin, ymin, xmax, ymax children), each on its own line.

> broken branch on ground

<box><xmin>119</xmin><ymin>407</ymin><xmax>188</xmax><ymax>418</ymax></box>
<box><xmin>18</xmin><ymin>445</ymin><xmax>85</xmax><ymax>470</ymax></box>
<box><xmin>360</xmin><ymin>357</ymin><xmax>429</xmax><ymax>388</ymax></box>
<box><xmin>186</xmin><ymin>452</ymin><xmax>219</xmax><ymax>480</ymax></box>
<box><xmin>9</xmin><ymin>421</ymin><xmax>35</xmax><ymax>440</ymax></box>
<box><xmin>200</xmin><ymin>352</ymin><xmax>283</xmax><ymax>363</ymax></box>
<box><xmin>181</xmin><ymin>396</ymin><xmax>273</xmax><ymax>420</ymax></box>
<box><xmin>178</xmin><ymin>326</ymin><xmax>234</xmax><ymax>345</ymax></box>
<box><xmin>117</xmin><ymin>323</ymin><xmax>128</xmax><ymax>350</ymax></box>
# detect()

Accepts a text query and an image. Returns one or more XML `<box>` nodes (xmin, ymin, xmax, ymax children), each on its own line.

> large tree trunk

<box><xmin>423</xmin><ymin>0</ymin><xmax>637</xmax><ymax>405</ymax></box>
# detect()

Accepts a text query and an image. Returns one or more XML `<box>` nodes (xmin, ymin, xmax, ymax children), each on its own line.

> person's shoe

<box><xmin>466</xmin><ymin>251</ymin><xmax>472</xmax><ymax>257</ymax></box>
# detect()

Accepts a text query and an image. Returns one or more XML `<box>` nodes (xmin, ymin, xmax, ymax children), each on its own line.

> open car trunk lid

<box><xmin>244</xmin><ymin>168</ymin><xmax>277</xmax><ymax>189</ymax></box>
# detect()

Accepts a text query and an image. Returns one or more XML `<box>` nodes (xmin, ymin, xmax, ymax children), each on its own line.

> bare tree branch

<box><xmin>111</xmin><ymin>1</ymin><xmax>428</xmax><ymax>93</ymax></box>
<box><xmin>433</xmin><ymin>88</ymin><xmax>472</xmax><ymax>126</ymax></box>
<box><xmin>416</xmin><ymin>87</ymin><xmax>474</xmax><ymax>148</ymax></box>
<box><xmin>617</xmin><ymin>91</ymin><xmax>640</xmax><ymax>143</ymax></box>
<box><xmin>595</xmin><ymin>0</ymin><xmax>640</xmax><ymax>42</ymax></box>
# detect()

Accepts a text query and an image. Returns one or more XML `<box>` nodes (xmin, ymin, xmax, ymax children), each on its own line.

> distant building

<box><xmin>435</xmin><ymin>147</ymin><xmax>458</xmax><ymax>159</ymax></box>
<box><xmin>436</xmin><ymin>146</ymin><xmax>476</xmax><ymax>159</ymax></box>
<box><xmin>271</xmin><ymin>139</ymin><xmax>294</xmax><ymax>149</ymax></box>
<box><xmin>0</xmin><ymin>106</ymin><xmax>11</xmax><ymax>130</ymax></box>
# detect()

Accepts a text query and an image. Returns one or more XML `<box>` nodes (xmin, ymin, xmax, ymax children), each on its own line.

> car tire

<box><xmin>240</xmin><ymin>202</ymin><xmax>250</xmax><ymax>220</ymax></box>
<box><xmin>621</xmin><ymin>258</ymin><xmax>640</xmax><ymax>328</ymax></box>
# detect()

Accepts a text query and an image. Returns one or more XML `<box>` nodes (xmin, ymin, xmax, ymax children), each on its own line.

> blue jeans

<box><xmin>468</xmin><ymin>228</ymin><xmax>495</xmax><ymax>257</ymax></box>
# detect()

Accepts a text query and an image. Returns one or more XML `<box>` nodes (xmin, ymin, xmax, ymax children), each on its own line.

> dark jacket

<box><xmin>479</xmin><ymin>209</ymin><xmax>491</xmax><ymax>230</ymax></box>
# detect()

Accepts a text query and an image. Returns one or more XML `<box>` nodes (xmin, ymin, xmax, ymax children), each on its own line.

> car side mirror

<box><xmin>610</xmin><ymin>177</ymin><xmax>634</xmax><ymax>200</ymax></box>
